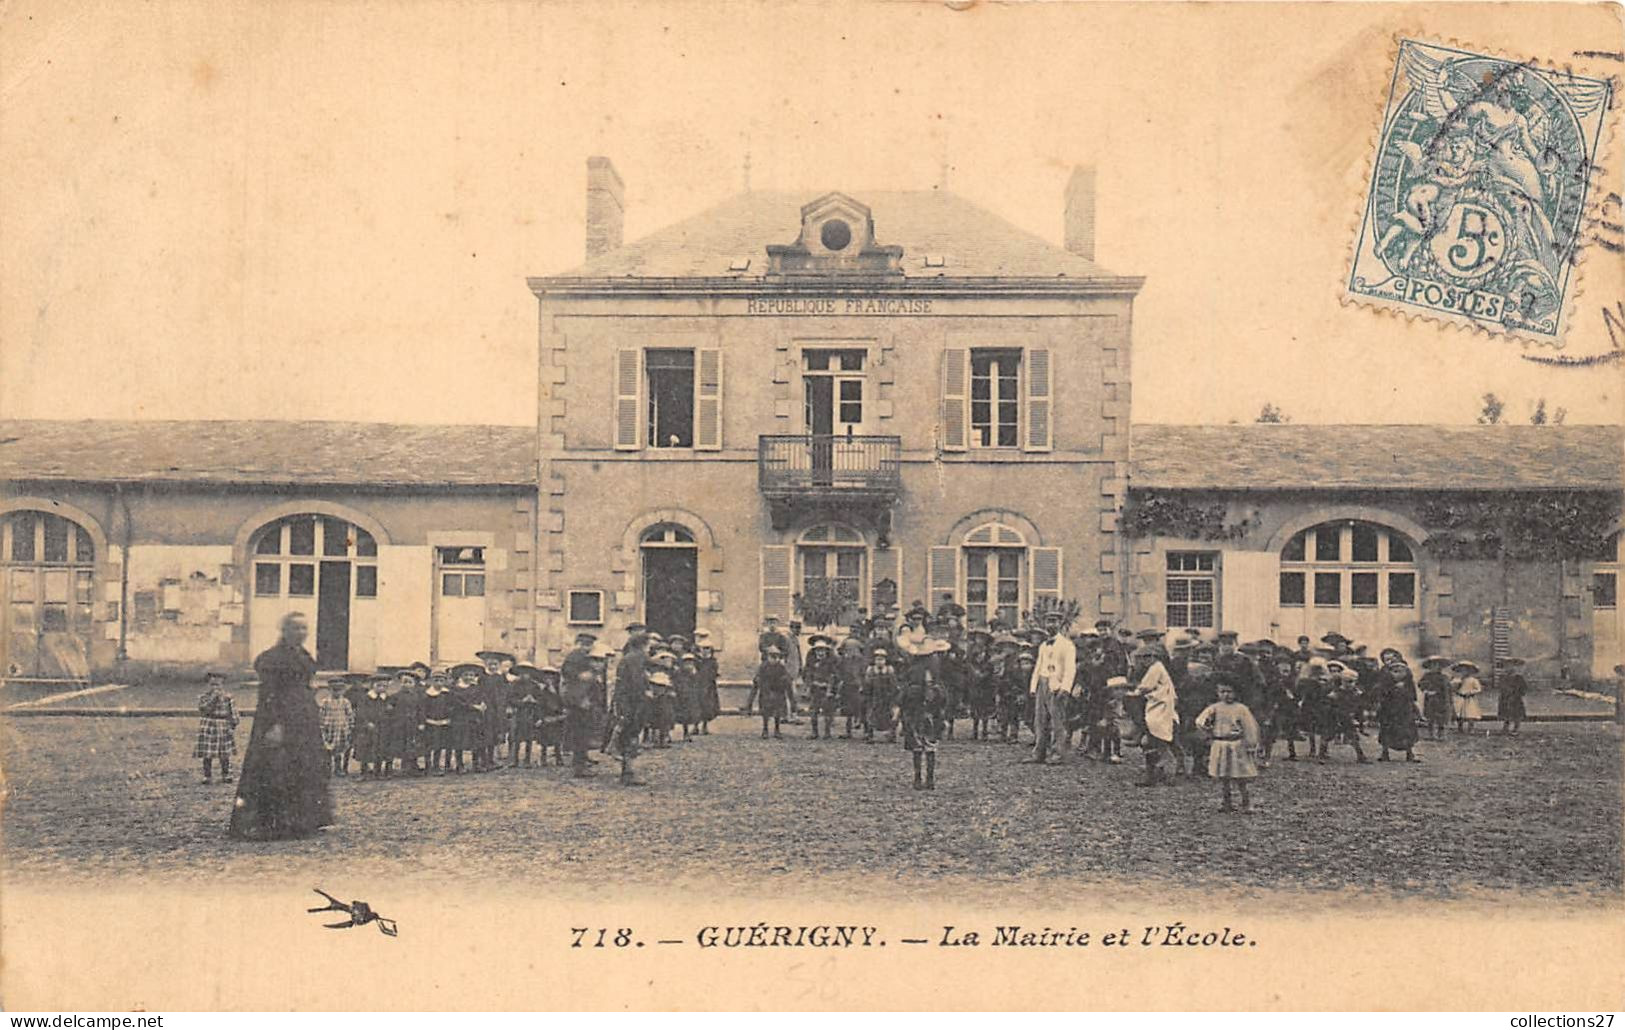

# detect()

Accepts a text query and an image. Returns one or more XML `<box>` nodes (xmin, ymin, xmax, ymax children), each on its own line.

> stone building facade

<box><xmin>0</xmin><ymin>421</ymin><xmax>536</xmax><ymax>681</ymax></box>
<box><xmin>527</xmin><ymin>161</ymin><xmax>1143</xmax><ymax>677</ymax></box>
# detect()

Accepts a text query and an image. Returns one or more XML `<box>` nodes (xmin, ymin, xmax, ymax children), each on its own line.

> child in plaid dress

<box><xmin>318</xmin><ymin>680</ymin><xmax>356</xmax><ymax>777</ymax></box>
<box><xmin>194</xmin><ymin>672</ymin><xmax>240</xmax><ymax>784</ymax></box>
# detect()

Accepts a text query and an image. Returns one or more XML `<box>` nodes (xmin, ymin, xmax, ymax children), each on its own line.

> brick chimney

<box><xmin>585</xmin><ymin>156</ymin><xmax>624</xmax><ymax>260</ymax></box>
<box><xmin>1064</xmin><ymin>165</ymin><xmax>1096</xmax><ymax>262</ymax></box>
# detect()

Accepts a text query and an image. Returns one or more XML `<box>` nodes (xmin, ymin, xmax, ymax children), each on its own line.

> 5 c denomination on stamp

<box><xmin>1347</xmin><ymin>39</ymin><xmax>1613</xmax><ymax>342</ymax></box>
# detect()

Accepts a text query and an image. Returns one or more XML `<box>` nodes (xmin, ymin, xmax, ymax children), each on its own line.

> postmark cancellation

<box><xmin>1347</xmin><ymin>39</ymin><xmax>1613</xmax><ymax>342</ymax></box>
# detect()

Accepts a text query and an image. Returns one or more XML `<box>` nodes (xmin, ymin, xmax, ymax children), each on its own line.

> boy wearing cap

<box><xmin>754</xmin><ymin>646</ymin><xmax>793</xmax><ymax>739</ymax></box>
<box><xmin>318</xmin><ymin>677</ymin><xmax>356</xmax><ymax>778</ymax></box>
<box><xmin>802</xmin><ymin>633</ymin><xmax>839</xmax><ymax>739</ymax></box>
<box><xmin>1419</xmin><ymin>656</ymin><xmax>1453</xmax><ymax>741</ymax></box>
<box><xmin>898</xmin><ymin>659</ymin><xmax>947</xmax><ymax>790</ymax></box>
<box><xmin>353</xmin><ymin>675</ymin><xmax>391</xmax><ymax>779</ymax></box>
<box><xmin>1322</xmin><ymin>666</ymin><xmax>1372</xmax><ymax>763</ymax></box>
<box><xmin>1023</xmin><ymin>609</ymin><xmax>1077</xmax><ymax>766</ymax></box>
<box><xmin>612</xmin><ymin>633</ymin><xmax>653</xmax><ymax>785</ymax></box>
<box><xmin>564</xmin><ymin>666</ymin><xmax>599</xmax><ymax>777</ymax></box>
<box><xmin>999</xmin><ymin>641</ymin><xmax>1034</xmax><ymax>744</ymax></box>
<box><xmin>421</xmin><ymin>671</ymin><xmax>454</xmax><ymax>774</ymax></box>
<box><xmin>506</xmin><ymin>665</ymin><xmax>543</xmax><ymax>768</ymax></box>
<box><xmin>475</xmin><ymin>651</ymin><xmax>513</xmax><ymax>772</ymax></box>
<box><xmin>194</xmin><ymin>671</ymin><xmax>240</xmax><ymax>785</ymax></box>
<box><xmin>387</xmin><ymin>669</ymin><xmax>425</xmax><ymax>777</ymax></box>
<box><xmin>449</xmin><ymin>662</ymin><xmax>485</xmax><ymax>773</ymax></box>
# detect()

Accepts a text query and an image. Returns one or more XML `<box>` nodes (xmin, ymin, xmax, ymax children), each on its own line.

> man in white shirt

<box><xmin>1022</xmin><ymin>608</ymin><xmax>1077</xmax><ymax>765</ymax></box>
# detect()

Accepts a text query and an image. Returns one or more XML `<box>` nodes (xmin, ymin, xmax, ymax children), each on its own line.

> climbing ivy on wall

<box><xmin>1419</xmin><ymin>492</ymin><xmax>1620</xmax><ymax>561</ymax></box>
<box><xmin>1120</xmin><ymin>493</ymin><xmax>1253</xmax><ymax>541</ymax></box>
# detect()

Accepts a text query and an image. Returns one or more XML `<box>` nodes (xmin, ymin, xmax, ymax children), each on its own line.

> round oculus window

<box><xmin>820</xmin><ymin>218</ymin><xmax>853</xmax><ymax>252</ymax></box>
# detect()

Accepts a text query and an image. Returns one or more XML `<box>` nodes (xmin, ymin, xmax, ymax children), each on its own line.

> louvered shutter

<box><xmin>1024</xmin><ymin>347</ymin><xmax>1052</xmax><ymax>452</ymax></box>
<box><xmin>760</xmin><ymin>545</ymin><xmax>792</xmax><ymax>624</ymax></box>
<box><xmin>928</xmin><ymin>546</ymin><xmax>958</xmax><ymax>612</ymax></box>
<box><xmin>614</xmin><ymin>348</ymin><xmax>641</xmax><ymax>450</ymax></box>
<box><xmin>695</xmin><ymin>348</ymin><xmax>723</xmax><ymax>450</ymax></box>
<box><xmin>1031</xmin><ymin>547</ymin><xmax>1063</xmax><ymax>604</ymax></box>
<box><xmin>869</xmin><ymin>546</ymin><xmax>901</xmax><ymax>617</ymax></box>
<box><xmin>940</xmin><ymin>348</ymin><xmax>968</xmax><ymax>451</ymax></box>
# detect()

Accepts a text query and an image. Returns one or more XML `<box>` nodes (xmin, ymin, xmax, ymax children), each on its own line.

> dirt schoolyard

<box><xmin>2</xmin><ymin>702</ymin><xmax>1619</xmax><ymax>905</ymax></box>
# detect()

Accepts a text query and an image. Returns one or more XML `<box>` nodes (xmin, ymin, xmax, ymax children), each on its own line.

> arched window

<box><xmin>641</xmin><ymin>524</ymin><xmax>696</xmax><ymax>547</ymax></box>
<box><xmin>961</xmin><ymin>521</ymin><xmax>1028</xmax><ymax>628</ymax></box>
<box><xmin>2</xmin><ymin>510</ymin><xmax>97</xmax><ymax>679</ymax></box>
<box><xmin>252</xmin><ymin>515</ymin><xmax>378</xmax><ymax>600</ymax></box>
<box><xmin>1277</xmin><ymin>520</ymin><xmax>1418</xmax><ymax>655</ymax></box>
<box><xmin>795</xmin><ymin>524</ymin><xmax>867</xmax><ymax>628</ymax></box>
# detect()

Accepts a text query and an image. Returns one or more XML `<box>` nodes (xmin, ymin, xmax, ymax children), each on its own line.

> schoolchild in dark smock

<box><xmin>754</xmin><ymin>646</ymin><xmax>793</xmax><ymax>739</ymax></box>
<box><xmin>898</xmin><ymin>659</ymin><xmax>948</xmax><ymax>790</ymax></box>
<box><xmin>837</xmin><ymin>636</ymin><xmax>868</xmax><ymax>739</ymax></box>
<box><xmin>862</xmin><ymin>644</ymin><xmax>898</xmax><ymax>744</ymax></box>
<box><xmin>964</xmin><ymin>628</ymin><xmax>997</xmax><ymax>742</ymax></box>
<box><xmin>194</xmin><ymin>671</ymin><xmax>241</xmax><ymax>785</ymax></box>
<box><xmin>352</xmin><ymin>675</ymin><xmax>391</xmax><ymax>779</ymax></box>
<box><xmin>1320</xmin><ymin>665</ymin><xmax>1371</xmax><ymax>764</ymax></box>
<box><xmin>448</xmin><ymin>663</ymin><xmax>485</xmax><ymax>773</ymax></box>
<box><xmin>694</xmin><ymin>630</ymin><xmax>721</xmax><ymax>734</ymax></box>
<box><xmin>1496</xmin><ymin>657</ymin><xmax>1529</xmax><ymax>735</ymax></box>
<box><xmin>1418</xmin><ymin>655</ymin><xmax>1453</xmax><ymax>741</ymax></box>
<box><xmin>612</xmin><ymin>634</ymin><xmax>653</xmax><ymax>786</ymax></box>
<box><xmin>421</xmin><ymin>672</ymin><xmax>454</xmax><ymax>774</ymax></box>
<box><xmin>506</xmin><ymin>664</ymin><xmax>544</xmax><ymax>768</ymax></box>
<box><xmin>1374</xmin><ymin>649</ymin><xmax>1421</xmax><ymax>762</ymax></box>
<box><xmin>802</xmin><ymin>634</ymin><xmax>839</xmax><ymax>739</ymax></box>
<box><xmin>534</xmin><ymin>667</ymin><xmax>567</xmax><ymax>766</ymax></box>
<box><xmin>387</xmin><ymin>669</ymin><xmax>425</xmax><ymax>777</ymax></box>
<box><xmin>476</xmin><ymin>651</ymin><xmax>514</xmax><ymax>773</ymax></box>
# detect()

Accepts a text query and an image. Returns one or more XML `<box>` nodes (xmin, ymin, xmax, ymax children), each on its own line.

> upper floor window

<box><xmin>646</xmin><ymin>349</ymin><xmax>695</xmax><ymax>448</ymax></box>
<box><xmin>970</xmin><ymin>350</ymin><xmax>1021</xmax><ymax>449</ymax></box>
<box><xmin>941</xmin><ymin>346</ymin><xmax>1052</xmax><ymax>453</ymax></box>
<box><xmin>614</xmin><ymin>347</ymin><xmax>722</xmax><ymax>451</ymax></box>
<box><xmin>802</xmin><ymin>348</ymin><xmax>867</xmax><ymax>435</ymax></box>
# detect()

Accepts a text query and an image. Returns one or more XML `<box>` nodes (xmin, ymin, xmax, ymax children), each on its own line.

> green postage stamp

<box><xmin>1347</xmin><ymin>39</ymin><xmax>1612</xmax><ymax>342</ymax></box>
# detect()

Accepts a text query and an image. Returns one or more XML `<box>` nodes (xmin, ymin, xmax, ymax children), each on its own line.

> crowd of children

<box><xmin>737</xmin><ymin>601</ymin><xmax>1539</xmax><ymax>808</ymax></box>
<box><xmin>191</xmin><ymin>601</ymin><xmax>1533</xmax><ymax>810</ymax></box>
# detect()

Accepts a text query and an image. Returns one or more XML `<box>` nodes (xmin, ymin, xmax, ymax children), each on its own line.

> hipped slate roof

<box><xmin>1131</xmin><ymin>424</ymin><xmax>1623</xmax><ymax>491</ymax></box>
<box><xmin>0</xmin><ymin>420</ymin><xmax>536</xmax><ymax>487</ymax></box>
<box><xmin>538</xmin><ymin>190</ymin><xmax>1126</xmax><ymax>281</ymax></box>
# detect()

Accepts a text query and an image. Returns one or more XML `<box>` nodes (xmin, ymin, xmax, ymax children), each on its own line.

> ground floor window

<box><xmin>965</xmin><ymin>548</ymin><xmax>1022</xmax><ymax>628</ymax></box>
<box><xmin>1165</xmin><ymin>552</ymin><xmax>1216</xmax><ymax>629</ymax></box>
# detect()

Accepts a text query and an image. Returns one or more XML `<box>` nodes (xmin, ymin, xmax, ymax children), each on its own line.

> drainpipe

<box><xmin>115</xmin><ymin>483</ymin><xmax>133</xmax><ymax>669</ymax></box>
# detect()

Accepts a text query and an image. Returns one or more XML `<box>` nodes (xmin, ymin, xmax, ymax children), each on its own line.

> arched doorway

<box><xmin>1277</xmin><ymin>520</ymin><xmax>1420</xmax><ymax>655</ymax></box>
<box><xmin>2</xmin><ymin>510</ymin><xmax>96</xmax><ymax>680</ymax></box>
<box><xmin>248</xmin><ymin>514</ymin><xmax>378</xmax><ymax>670</ymax></box>
<box><xmin>640</xmin><ymin>523</ymin><xmax>697</xmax><ymax>640</ymax></box>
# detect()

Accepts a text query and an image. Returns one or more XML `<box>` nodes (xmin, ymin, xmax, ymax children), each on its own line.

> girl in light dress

<box><xmin>1196</xmin><ymin>681</ymin><xmax>1261</xmax><ymax>814</ymax></box>
<box><xmin>1451</xmin><ymin>660</ymin><xmax>1484</xmax><ymax>734</ymax></box>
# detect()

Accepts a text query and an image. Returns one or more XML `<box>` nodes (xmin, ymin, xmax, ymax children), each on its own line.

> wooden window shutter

<box><xmin>869</xmin><ymin>546</ymin><xmax>901</xmax><ymax>617</ymax></box>
<box><xmin>760</xmin><ymin>545</ymin><xmax>792</xmax><ymax>624</ymax></box>
<box><xmin>1031</xmin><ymin>546</ymin><xmax>1063</xmax><ymax>603</ymax></box>
<box><xmin>613</xmin><ymin>348</ymin><xmax>641</xmax><ymax>451</ymax></box>
<box><xmin>1024</xmin><ymin>347</ymin><xmax>1052</xmax><ymax>452</ymax></box>
<box><xmin>695</xmin><ymin>348</ymin><xmax>723</xmax><ymax>450</ymax></box>
<box><xmin>940</xmin><ymin>348</ymin><xmax>968</xmax><ymax>452</ymax></box>
<box><xmin>928</xmin><ymin>545</ymin><xmax>958</xmax><ymax>611</ymax></box>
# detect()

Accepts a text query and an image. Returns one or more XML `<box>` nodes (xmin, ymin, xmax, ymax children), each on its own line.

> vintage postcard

<box><xmin>1</xmin><ymin>0</ymin><xmax>1622</xmax><ymax>1014</ymax></box>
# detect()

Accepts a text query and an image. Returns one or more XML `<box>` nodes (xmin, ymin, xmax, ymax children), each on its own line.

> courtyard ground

<box><xmin>2</xmin><ymin>709</ymin><xmax>1619</xmax><ymax>905</ymax></box>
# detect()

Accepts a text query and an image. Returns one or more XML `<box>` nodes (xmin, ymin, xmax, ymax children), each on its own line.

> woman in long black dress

<box><xmin>229</xmin><ymin>612</ymin><xmax>335</xmax><ymax>840</ymax></box>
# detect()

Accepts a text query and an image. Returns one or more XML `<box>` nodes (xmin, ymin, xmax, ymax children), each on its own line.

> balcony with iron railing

<box><xmin>757</xmin><ymin>433</ymin><xmax>902</xmax><ymax>503</ymax></box>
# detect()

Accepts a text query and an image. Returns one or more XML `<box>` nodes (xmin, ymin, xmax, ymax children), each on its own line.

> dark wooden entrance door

<box><xmin>642</xmin><ymin>547</ymin><xmax>698</xmax><ymax>641</ymax></box>
<box><xmin>316</xmin><ymin>560</ymin><xmax>352</xmax><ymax>670</ymax></box>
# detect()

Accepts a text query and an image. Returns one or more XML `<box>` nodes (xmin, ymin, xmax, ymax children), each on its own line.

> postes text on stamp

<box><xmin>1347</xmin><ymin>39</ymin><xmax>1612</xmax><ymax>342</ymax></box>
